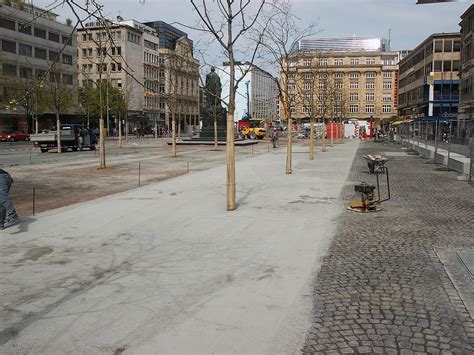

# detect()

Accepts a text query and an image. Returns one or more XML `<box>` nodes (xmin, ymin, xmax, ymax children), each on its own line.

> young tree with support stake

<box><xmin>258</xmin><ymin>0</ymin><xmax>317</xmax><ymax>173</ymax></box>
<box><xmin>190</xmin><ymin>0</ymin><xmax>267</xmax><ymax>211</ymax></box>
<box><xmin>42</xmin><ymin>68</ymin><xmax>74</xmax><ymax>154</ymax></box>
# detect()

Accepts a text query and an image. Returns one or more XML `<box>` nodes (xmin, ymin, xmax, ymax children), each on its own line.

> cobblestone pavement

<box><xmin>302</xmin><ymin>141</ymin><xmax>474</xmax><ymax>355</ymax></box>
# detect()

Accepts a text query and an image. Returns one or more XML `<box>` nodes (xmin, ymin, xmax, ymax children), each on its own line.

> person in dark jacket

<box><xmin>0</xmin><ymin>169</ymin><xmax>20</xmax><ymax>229</ymax></box>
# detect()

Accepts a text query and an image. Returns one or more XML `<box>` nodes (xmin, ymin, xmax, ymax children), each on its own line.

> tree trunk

<box><xmin>286</xmin><ymin>115</ymin><xmax>292</xmax><ymax>174</ymax></box>
<box><xmin>56</xmin><ymin>112</ymin><xmax>61</xmax><ymax>154</ymax></box>
<box><xmin>154</xmin><ymin>118</ymin><xmax>158</xmax><ymax>140</ymax></box>
<box><xmin>118</xmin><ymin>111</ymin><xmax>122</xmax><ymax>148</ymax></box>
<box><xmin>309</xmin><ymin>119</ymin><xmax>315</xmax><ymax>160</ymax></box>
<box><xmin>227</xmin><ymin>17</ymin><xmax>236</xmax><ymax>211</ymax></box>
<box><xmin>172</xmin><ymin>114</ymin><xmax>176</xmax><ymax>157</ymax></box>
<box><xmin>214</xmin><ymin>118</ymin><xmax>218</xmax><ymax>150</ymax></box>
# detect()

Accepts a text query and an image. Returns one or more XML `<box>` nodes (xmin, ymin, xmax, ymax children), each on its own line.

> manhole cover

<box><xmin>457</xmin><ymin>250</ymin><xmax>474</xmax><ymax>277</ymax></box>
<box><xmin>382</xmin><ymin>152</ymin><xmax>408</xmax><ymax>157</ymax></box>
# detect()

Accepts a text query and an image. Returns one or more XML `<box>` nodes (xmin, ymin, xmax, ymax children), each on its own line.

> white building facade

<box><xmin>217</xmin><ymin>62</ymin><xmax>278</xmax><ymax>122</ymax></box>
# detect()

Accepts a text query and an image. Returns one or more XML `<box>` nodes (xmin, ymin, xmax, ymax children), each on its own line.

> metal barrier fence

<box><xmin>396</xmin><ymin>119</ymin><xmax>474</xmax><ymax>180</ymax></box>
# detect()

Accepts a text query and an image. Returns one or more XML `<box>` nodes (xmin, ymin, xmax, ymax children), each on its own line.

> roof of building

<box><xmin>295</xmin><ymin>37</ymin><xmax>390</xmax><ymax>53</ymax></box>
<box><xmin>460</xmin><ymin>4</ymin><xmax>474</xmax><ymax>19</ymax></box>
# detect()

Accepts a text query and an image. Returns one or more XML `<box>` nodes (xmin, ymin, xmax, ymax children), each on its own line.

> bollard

<box><xmin>252</xmin><ymin>144</ymin><xmax>254</xmax><ymax>156</ymax></box>
<box><xmin>187</xmin><ymin>161</ymin><xmax>189</xmax><ymax>173</ymax></box>
<box><xmin>268</xmin><ymin>143</ymin><xmax>270</xmax><ymax>152</ymax></box>
<box><xmin>29</xmin><ymin>148</ymin><xmax>32</xmax><ymax>164</ymax></box>
<box><xmin>138</xmin><ymin>162</ymin><xmax>141</xmax><ymax>187</ymax></box>
<box><xmin>32</xmin><ymin>187</ymin><xmax>36</xmax><ymax>216</ymax></box>
<box><xmin>447</xmin><ymin>120</ymin><xmax>452</xmax><ymax>170</ymax></box>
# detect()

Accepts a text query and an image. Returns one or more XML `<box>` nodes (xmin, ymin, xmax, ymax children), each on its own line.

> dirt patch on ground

<box><xmin>8</xmin><ymin>140</ymin><xmax>285</xmax><ymax>217</ymax></box>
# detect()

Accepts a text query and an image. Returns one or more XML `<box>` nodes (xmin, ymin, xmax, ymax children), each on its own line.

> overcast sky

<box><xmin>38</xmin><ymin>0</ymin><xmax>468</xmax><ymax>65</ymax></box>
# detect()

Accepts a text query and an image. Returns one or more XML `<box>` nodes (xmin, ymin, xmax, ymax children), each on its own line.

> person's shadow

<box><xmin>9</xmin><ymin>217</ymin><xmax>35</xmax><ymax>234</ymax></box>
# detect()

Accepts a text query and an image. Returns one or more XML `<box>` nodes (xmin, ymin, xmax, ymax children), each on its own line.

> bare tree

<box><xmin>258</xmin><ymin>0</ymin><xmax>317</xmax><ymax>173</ymax></box>
<box><xmin>190</xmin><ymin>0</ymin><xmax>267</xmax><ymax>211</ymax></box>
<box><xmin>42</xmin><ymin>67</ymin><xmax>74</xmax><ymax>153</ymax></box>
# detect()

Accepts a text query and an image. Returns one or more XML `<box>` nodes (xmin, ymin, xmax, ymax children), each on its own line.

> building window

<box><xmin>365</xmin><ymin>57</ymin><xmax>375</xmax><ymax>65</ymax></box>
<box><xmin>383</xmin><ymin>58</ymin><xmax>394</xmax><ymax>65</ymax></box>
<box><xmin>34</xmin><ymin>27</ymin><xmax>46</xmax><ymax>39</ymax></box>
<box><xmin>303</xmin><ymin>59</ymin><xmax>311</xmax><ymax>67</ymax></box>
<box><xmin>349</xmin><ymin>93</ymin><xmax>359</xmax><ymax>101</ymax></box>
<box><xmin>304</xmin><ymin>82</ymin><xmax>312</xmax><ymax>90</ymax></box>
<box><xmin>365</xmin><ymin>104</ymin><xmax>375</xmax><ymax>113</ymax></box>
<box><xmin>318</xmin><ymin>73</ymin><xmax>328</xmax><ymax>79</ymax></box>
<box><xmin>349</xmin><ymin>104</ymin><xmax>359</xmax><ymax>113</ymax></box>
<box><xmin>365</xmin><ymin>72</ymin><xmax>376</xmax><ymax>78</ymax></box>
<box><xmin>290</xmin><ymin>106</ymin><xmax>296</xmax><ymax>113</ymax></box>
<box><xmin>319</xmin><ymin>58</ymin><xmax>328</xmax><ymax>66</ymax></box>
<box><xmin>159</xmin><ymin>83</ymin><xmax>165</xmax><ymax>93</ymax></box>
<box><xmin>443</xmin><ymin>40</ymin><xmax>453</xmax><ymax>52</ymax></box>
<box><xmin>62</xmin><ymin>54</ymin><xmax>72</xmax><ymax>65</ymax></box>
<box><xmin>382</xmin><ymin>105</ymin><xmax>392</xmax><ymax>113</ymax></box>
<box><xmin>49</xmin><ymin>50</ymin><xmax>59</xmax><ymax>62</ymax></box>
<box><xmin>349</xmin><ymin>72</ymin><xmax>359</xmax><ymax>79</ymax></box>
<box><xmin>334</xmin><ymin>81</ymin><xmax>343</xmax><ymax>89</ymax></box>
<box><xmin>453</xmin><ymin>60</ymin><xmax>460</xmax><ymax>72</ymax></box>
<box><xmin>36</xmin><ymin>69</ymin><xmax>47</xmax><ymax>79</ymax></box>
<box><xmin>2</xmin><ymin>40</ymin><xmax>16</xmax><ymax>53</ymax></box>
<box><xmin>318</xmin><ymin>82</ymin><xmax>327</xmax><ymax>89</ymax></box>
<box><xmin>48</xmin><ymin>31</ymin><xmax>60</xmax><ymax>43</ymax></box>
<box><xmin>111</xmin><ymin>47</ymin><xmax>121</xmax><ymax>56</ymax></box>
<box><xmin>434</xmin><ymin>61</ymin><xmax>442</xmax><ymax>72</ymax></box>
<box><xmin>288</xmin><ymin>83</ymin><xmax>295</xmax><ymax>90</ymax></box>
<box><xmin>303</xmin><ymin>94</ymin><xmax>311</xmax><ymax>102</ymax></box>
<box><xmin>383</xmin><ymin>81</ymin><xmax>392</xmax><ymax>89</ymax></box>
<box><xmin>349</xmin><ymin>82</ymin><xmax>359</xmax><ymax>89</ymax></box>
<box><xmin>0</xmin><ymin>17</ymin><xmax>16</xmax><ymax>31</ymax></box>
<box><xmin>453</xmin><ymin>41</ymin><xmax>461</xmax><ymax>52</ymax></box>
<box><xmin>365</xmin><ymin>93</ymin><xmax>375</xmax><ymax>101</ymax></box>
<box><xmin>434</xmin><ymin>40</ymin><xmax>443</xmax><ymax>53</ymax></box>
<box><xmin>383</xmin><ymin>93</ymin><xmax>392</xmax><ymax>101</ymax></box>
<box><xmin>18</xmin><ymin>23</ymin><xmax>31</xmax><ymax>35</ymax></box>
<box><xmin>302</xmin><ymin>106</ymin><xmax>311</xmax><ymax>113</ymax></box>
<box><xmin>350</xmin><ymin>58</ymin><xmax>359</xmax><ymax>65</ymax></box>
<box><xmin>2</xmin><ymin>64</ymin><xmax>17</xmax><ymax>77</ymax></box>
<box><xmin>303</xmin><ymin>73</ymin><xmax>312</xmax><ymax>80</ymax></box>
<box><xmin>334</xmin><ymin>58</ymin><xmax>343</xmax><ymax>66</ymax></box>
<box><xmin>366</xmin><ymin>82</ymin><xmax>375</xmax><ymax>89</ymax></box>
<box><xmin>62</xmin><ymin>35</ymin><xmax>71</xmax><ymax>45</ymax></box>
<box><xmin>382</xmin><ymin>71</ymin><xmax>392</xmax><ymax>78</ymax></box>
<box><xmin>19</xmin><ymin>43</ymin><xmax>32</xmax><ymax>57</ymax></box>
<box><xmin>19</xmin><ymin>67</ymin><xmax>33</xmax><ymax>79</ymax></box>
<box><xmin>159</xmin><ymin>70</ymin><xmax>165</xmax><ymax>79</ymax></box>
<box><xmin>443</xmin><ymin>60</ymin><xmax>452</xmax><ymax>72</ymax></box>
<box><xmin>334</xmin><ymin>72</ymin><xmax>344</xmax><ymax>79</ymax></box>
<box><xmin>63</xmin><ymin>74</ymin><xmax>73</xmax><ymax>85</ymax></box>
<box><xmin>288</xmin><ymin>73</ymin><xmax>295</xmax><ymax>80</ymax></box>
<box><xmin>35</xmin><ymin>47</ymin><xmax>47</xmax><ymax>59</ymax></box>
<box><xmin>82</xmin><ymin>64</ymin><xmax>92</xmax><ymax>73</ymax></box>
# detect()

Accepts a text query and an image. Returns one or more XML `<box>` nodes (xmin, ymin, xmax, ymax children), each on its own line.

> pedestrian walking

<box><xmin>271</xmin><ymin>129</ymin><xmax>279</xmax><ymax>148</ymax></box>
<box><xmin>0</xmin><ymin>168</ymin><xmax>20</xmax><ymax>229</ymax></box>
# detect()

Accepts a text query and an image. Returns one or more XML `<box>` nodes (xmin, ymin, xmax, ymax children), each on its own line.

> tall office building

<box><xmin>217</xmin><ymin>62</ymin><xmax>278</xmax><ymax>122</ymax></box>
<box><xmin>0</xmin><ymin>0</ymin><xmax>77</xmax><ymax>132</ymax></box>
<box><xmin>285</xmin><ymin>37</ymin><xmax>399</xmax><ymax>126</ymax></box>
<box><xmin>398</xmin><ymin>33</ymin><xmax>461</xmax><ymax>118</ymax></box>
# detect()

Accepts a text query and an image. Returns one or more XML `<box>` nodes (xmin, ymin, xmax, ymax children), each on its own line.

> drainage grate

<box><xmin>457</xmin><ymin>250</ymin><xmax>474</xmax><ymax>277</ymax></box>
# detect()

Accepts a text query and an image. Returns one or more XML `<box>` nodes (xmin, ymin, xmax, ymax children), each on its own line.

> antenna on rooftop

<box><xmin>139</xmin><ymin>0</ymin><xmax>145</xmax><ymax>4</ymax></box>
<box><xmin>388</xmin><ymin>28</ymin><xmax>392</xmax><ymax>50</ymax></box>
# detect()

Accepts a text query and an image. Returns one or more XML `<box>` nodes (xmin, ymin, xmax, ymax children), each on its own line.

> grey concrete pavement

<box><xmin>0</xmin><ymin>140</ymin><xmax>359</xmax><ymax>353</ymax></box>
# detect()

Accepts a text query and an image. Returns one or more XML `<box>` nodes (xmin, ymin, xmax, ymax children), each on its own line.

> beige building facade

<box><xmin>459</xmin><ymin>5</ymin><xmax>474</xmax><ymax>137</ymax></box>
<box><xmin>286</xmin><ymin>38</ymin><xmax>398</xmax><ymax>126</ymax></box>
<box><xmin>398</xmin><ymin>33</ymin><xmax>461</xmax><ymax>119</ymax></box>
<box><xmin>77</xmin><ymin>19</ymin><xmax>160</xmax><ymax>132</ymax></box>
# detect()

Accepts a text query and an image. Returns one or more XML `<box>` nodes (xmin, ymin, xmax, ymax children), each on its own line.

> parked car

<box><xmin>0</xmin><ymin>130</ymin><xmax>30</xmax><ymax>142</ymax></box>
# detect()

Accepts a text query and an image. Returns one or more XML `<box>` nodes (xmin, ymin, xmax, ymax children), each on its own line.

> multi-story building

<box><xmin>217</xmin><ymin>62</ymin><xmax>278</xmax><ymax>122</ymax></box>
<box><xmin>286</xmin><ymin>37</ymin><xmax>399</xmax><ymax>126</ymax></box>
<box><xmin>398</xmin><ymin>33</ymin><xmax>461</xmax><ymax>118</ymax></box>
<box><xmin>0</xmin><ymin>0</ymin><xmax>77</xmax><ymax>132</ymax></box>
<box><xmin>145</xmin><ymin>21</ymin><xmax>200</xmax><ymax>132</ymax></box>
<box><xmin>77</xmin><ymin>18</ymin><xmax>160</xmax><ymax>132</ymax></box>
<box><xmin>459</xmin><ymin>5</ymin><xmax>474</xmax><ymax>138</ymax></box>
